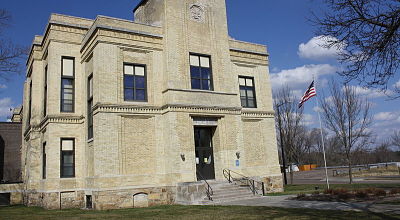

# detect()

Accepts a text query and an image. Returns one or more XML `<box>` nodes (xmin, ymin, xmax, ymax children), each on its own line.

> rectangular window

<box><xmin>87</xmin><ymin>75</ymin><xmax>93</xmax><ymax>140</ymax></box>
<box><xmin>44</xmin><ymin>65</ymin><xmax>48</xmax><ymax>117</ymax></box>
<box><xmin>61</xmin><ymin>57</ymin><xmax>75</xmax><ymax>112</ymax></box>
<box><xmin>42</xmin><ymin>142</ymin><xmax>46</xmax><ymax>179</ymax></box>
<box><xmin>123</xmin><ymin>64</ymin><xmax>146</xmax><ymax>101</ymax></box>
<box><xmin>190</xmin><ymin>54</ymin><xmax>212</xmax><ymax>90</ymax></box>
<box><xmin>60</xmin><ymin>138</ymin><xmax>75</xmax><ymax>178</ymax></box>
<box><xmin>239</xmin><ymin>76</ymin><xmax>257</xmax><ymax>108</ymax></box>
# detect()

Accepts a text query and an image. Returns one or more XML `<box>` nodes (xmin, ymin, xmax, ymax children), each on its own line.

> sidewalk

<box><xmin>206</xmin><ymin>195</ymin><xmax>400</xmax><ymax>215</ymax></box>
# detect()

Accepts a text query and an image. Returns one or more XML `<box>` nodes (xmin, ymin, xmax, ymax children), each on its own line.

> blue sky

<box><xmin>0</xmin><ymin>0</ymin><xmax>399</xmax><ymax>142</ymax></box>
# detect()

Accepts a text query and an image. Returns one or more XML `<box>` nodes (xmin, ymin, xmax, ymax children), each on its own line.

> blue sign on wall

<box><xmin>235</xmin><ymin>160</ymin><xmax>240</xmax><ymax>167</ymax></box>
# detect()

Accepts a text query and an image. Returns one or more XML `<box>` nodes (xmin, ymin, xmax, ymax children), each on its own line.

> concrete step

<box><xmin>199</xmin><ymin>180</ymin><xmax>260</xmax><ymax>204</ymax></box>
<box><xmin>213</xmin><ymin>188</ymin><xmax>251</xmax><ymax>195</ymax></box>
<box><xmin>200</xmin><ymin>194</ymin><xmax>262</xmax><ymax>205</ymax></box>
<box><xmin>212</xmin><ymin>192</ymin><xmax>255</xmax><ymax>200</ymax></box>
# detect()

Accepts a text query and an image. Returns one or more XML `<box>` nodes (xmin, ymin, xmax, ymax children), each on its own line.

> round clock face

<box><xmin>190</xmin><ymin>4</ymin><xmax>205</xmax><ymax>22</ymax></box>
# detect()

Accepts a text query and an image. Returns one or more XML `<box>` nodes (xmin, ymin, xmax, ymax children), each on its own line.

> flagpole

<box><xmin>313</xmin><ymin>75</ymin><xmax>330</xmax><ymax>189</ymax></box>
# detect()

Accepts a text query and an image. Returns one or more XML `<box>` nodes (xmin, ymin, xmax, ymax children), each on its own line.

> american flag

<box><xmin>298</xmin><ymin>81</ymin><xmax>316</xmax><ymax>108</ymax></box>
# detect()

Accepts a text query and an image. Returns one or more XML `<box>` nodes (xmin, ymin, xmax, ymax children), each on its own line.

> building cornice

<box><xmin>39</xmin><ymin>115</ymin><xmax>85</xmax><ymax>131</ymax></box>
<box><xmin>92</xmin><ymin>103</ymin><xmax>273</xmax><ymax>118</ymax></box>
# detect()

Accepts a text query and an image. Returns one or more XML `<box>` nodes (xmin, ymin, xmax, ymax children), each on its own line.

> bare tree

<box><xmin>0</xmin><ymin>9</ymin><xmax>26</xmax><ymax>79</ymax></box>
<box><xmin>320</xmin><ymin>83</ymin><xmax>372</xmax><ymax>183</ymax></box>
<box><xmin>311</xmin><ymin>0</ymin><xmax>400</xmax><ymax>95</ymax></box>
<box><xmin>274</xmin><ymin>87</ymin><xmax>304</xmax><ymax>184</ymax></box>
<box><xmin>392</xmin><ymin>130</ymin><xmax>400</xmax><ymax>150</ymax></box>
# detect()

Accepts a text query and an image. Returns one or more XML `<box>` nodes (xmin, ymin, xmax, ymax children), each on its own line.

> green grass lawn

<box><xmin>0</xmin><ymin>205</ymin><xmax>398</xmax><ymax>220</ymax></box>
<box><xmin>267</xmin><ymin>183</ymin><xmax>400</xmax><ymax>196</ymax></box>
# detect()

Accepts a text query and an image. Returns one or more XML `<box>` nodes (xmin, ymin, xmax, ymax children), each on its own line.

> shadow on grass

<box><xmin>0</xmin><ymin>205</ymin><xmax>399</xmax><ymax>220</ymax></box>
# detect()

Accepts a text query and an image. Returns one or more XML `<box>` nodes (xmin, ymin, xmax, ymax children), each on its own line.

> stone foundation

<box><xmin>262</xmin><ymin>175</ymin><xmax>284</xmax><ymax>193</ymax></box>
<box><xmin>92</xmin><ymin>186</ymin><xmax>176</xmax><ymax>210</ymax></box>
<box><xmin>176</xmin><ymin>182</ymin><xmax>206</xmax><ymax>205</ymax></box>
<box><xmin>22</xmin><ymin>186</ymin><xmax>177</xmax><ymax>210</ymax></box>
<box><xmin>0</xmin><ymin>183</ymin><xmax>24</xmax><ymax>205</ymax></box>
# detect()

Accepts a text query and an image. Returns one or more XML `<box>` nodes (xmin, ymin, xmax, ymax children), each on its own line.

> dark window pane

<box><xmin>136</xmin><ymin>89</ymin><xmax>146</xmax><ymax>100</ymax></box>
<box><xmin>241</xmin><ymin>98</ymin><xmax>247</xmax><ymax>107</ymax></box>
<box><xmin>63</xmin><ymin>166</ymin><xmax>74</xmax><ymax>177</ymax></box>
<box><xmin>62</xmin><ymin>104</ymin><xmax>73</xmax><ymax>112</ymax></box>
<box><xmin>191</xmin><ymin>79</ymin><xmax>201</xmax><ymax>89</ymax></box>
<box><xmin>62</xmin><ymin>78</ymin><xmax>74</xmax><ymax>112</ymax></box>
<box><xmin>124</xmin><ymin>89</ymin><xmax>134</xmax><ymax>101</ymax></box>
<box><xmin>61</xmin><ymin>151</ymin><xmax>74</xmax><ymax>177</ymax></box>
<box><xmin>190</xmin><ymin>66</ymin><xmax>201</xmax><ymax>78</ymax></box>
<box><xmin>247</xmin><ymin>98</ymin><xmax>256</xmax><ymax>108</ymax></box>
<box><xmin>62</xmin><ymin>79</ymin><xmax>73</xmax><ymax>87</ymax></box>
<box><xmin>240</xmin><ymin>89</ymin><xmax>246</xmax><ymax>97</ymax></box>
<box><xmin>124</xmin><ymin>75</ymin><xmax>134</xmax><ymax>88</ymax></box>
<box><xmin>63</xmin><ymin>153</ymin><xmax>73</xmax><ymax>163</ymax></box>
<box><xmin>135</xmin><ymin>76</ymin><xmax>145</xmax><ymax>89</ymax></box>
<box><xmin>246</xmin><ymin>89</ymin><xmax>254</xmax><ymax>98</ymax></box>
<box><xmin>201</xmin><ymin>67</ymin><xmax>211</xmax><ymax>79</ymax></box>
<box><xmin>202</xmin><ymin>80</ymin><xmax>210</xmax><ymax>90</ymax></box>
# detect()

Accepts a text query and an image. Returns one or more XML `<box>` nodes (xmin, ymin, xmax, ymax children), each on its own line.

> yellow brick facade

<box><xmin>21</xmin><ymin>0</ymin><xmax>282</xmax><ymax>209</ymax></box>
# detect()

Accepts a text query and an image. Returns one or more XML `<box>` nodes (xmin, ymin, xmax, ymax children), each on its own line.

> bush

<box><xmin>373</xmin><ymin>189</ymin><xmax>387</xmax><ymax>197</ymax></box>
<box><xmin>332</xmin><ymin>188</ymin><xmax>349</xmax><ymax>196</ymax></box>
<box><xmin>389</xmin><ymin>188</ymin><xmax>400</xmax><ymax>195</ymax></box>
<box><xmin>355</xmin><ymin>190</ymin><xmax>368</xmax><ymax>198</ymax></box>
<box><xmin>312</xmin><ymin>191</ymin><xmax>320</xmax><ymax>195</ymax></box>
<box><xmin>365</xmin><ymin>188</ymin><xmax>375</xmax><ymax>194</ymax></box>
<box><xmin>324</xmin><ymin>189</ymin><xmax>334</xmax><ymax>195</ymax></box>
<box><xmin>297</xmin><ymin>193</ymin><xmax>306</xmax><ymax>199</ymax></box>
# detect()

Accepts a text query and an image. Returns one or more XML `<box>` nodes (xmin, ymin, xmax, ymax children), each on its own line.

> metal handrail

<box><xmin>196</xmin><ymin>171</ymin><xmax>213</xmax><ymax>201</ymax></box>
<box><xmin>222</xmin><ymin>169</ymin><xmax>265</xmax><ymax>196</ymax></box>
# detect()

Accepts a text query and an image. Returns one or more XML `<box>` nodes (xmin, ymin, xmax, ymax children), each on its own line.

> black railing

<box><xmin>223</xmin><ymin>169</ymin><xmax>265</xmax><ymax>196</ymax></box>
<box><xmin>196</xmin><ymin>171</ymin><xmax>213</xmax><ymax>201</ymax></box>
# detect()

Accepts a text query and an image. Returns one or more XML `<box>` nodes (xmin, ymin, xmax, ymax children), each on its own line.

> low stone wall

<box><xmin>24</xmin><ymin>190</ymin><xmax>84</xmax><ymax>209</ymax></box>
<box><xmin>262</xmin><ymin>175</ymin><xmax>284</xmax><ymax>193</ymax></box>
<box><xmin>175</xmin><ymin>181</ymin><xmax>206</xmax><ymax>205</ymax></box>
<box><xmin>0</xmin><ymin>183</ymin><xmax>24</xmax><ymax>205</ymax></box>
<box><xmin>23</xmin><ymin>186</ymin><xmax>176</xmax><ymax>210</ymax></box>
<box><xmin>92</xmin><ymin>186</ymin><xmax>176</xmax><ymax>210</ymax></box>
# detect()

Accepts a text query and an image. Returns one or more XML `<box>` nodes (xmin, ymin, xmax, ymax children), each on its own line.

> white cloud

<box><xmin>373</xmin><ymin>111</ymin><xmax>400</xmax><ymax>122</ymax></box>
<box><xmin>270</xmin><ymin>64</ymin><xmax>336</xmax><ymax>93</ymax></box>
<box><xmin>298</xmin><ymin>35</ymin><xmax>345</xmax><ymax>60</ymax></box>
<box><xmin>0</xmin><ymin>98</ymin><xmax>13</xmax><ymax>118</ymax></box>
<box><xmin>313</xmin><ymin>106</ymin><xmax>323</xmax><ymax>113</ymax></box>
<box><xmin>0</xmin><ymin>84</ymin><xmax>7</xmax><ymax>89</ymax></box>
<box><xmin>302</xmin><ymin>113</ymin><xmax>316</xmax><ymax>126</ymax></box>
<box><xmin>348</xmin><ymin>86</ymin><xmax>393</xmax><ymax>98</ymax></box>
<box><xmin>394</xmin><ymin>80</ymin><xmax>400</xmax><ymax>88</ymax></box>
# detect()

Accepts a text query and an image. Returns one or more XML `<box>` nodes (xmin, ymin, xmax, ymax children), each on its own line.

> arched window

<box><xmin>133</xmin><ymin>192</ymin><xmax>148</xmax><ymax>208</ymax></box>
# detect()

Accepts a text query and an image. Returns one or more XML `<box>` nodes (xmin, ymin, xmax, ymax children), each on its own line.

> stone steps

<box><xmin>200</xmin><ymin>180</ymin><xmax>261</xmax><ymax>205</ymax></box>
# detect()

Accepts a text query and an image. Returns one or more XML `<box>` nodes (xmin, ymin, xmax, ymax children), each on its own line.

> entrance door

<box><xmin>194</xmin><ymin>127</ymin><xmax>215</xmax><ymax>180</ymax></box>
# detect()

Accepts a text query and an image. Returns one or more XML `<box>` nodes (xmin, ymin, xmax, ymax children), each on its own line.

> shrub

<box><xmin>355</xmin><ymin>189</ymin><xmax>368</xmax><ymax>198</ymax></box>
<box><xmin>365</xmin><ymin>188</ymin><xmax>375</xmax><ymax>194</ymax></box>
<box><xmin>332</xmin><ymin>188</ymin><xmax>349</xmax><ymax>196</ymax></box>
<box><xmin>389</xmin><ymin>188</ymin><xmax>400</xmax><ymax>195</ymax></box>
<box><xmin>312</xmin><ymin>191</ymin><xmax>320</xmax><ymax>195</ymax></box>
<box><xmin>373</xmin><ymin>189</ymin><xmax>387</xmax><ymax>197</ymax></box>
<box><xmin>297</xmin><ymin>193</ymin><xmax>306</xmax><ymax>199</ymax></box>
<box><xmin>324</xmin><ymin>189</ymin><xmax>334</xmax><ymax>195</ymax></box>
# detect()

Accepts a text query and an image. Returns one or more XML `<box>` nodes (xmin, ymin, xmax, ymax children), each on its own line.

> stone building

<box><xmin>21</xmin><ymin>0</ymin><xmax>282</xmax><ymax>209</ymax></box>
<box><xmin>0</xmin><ymin>121</ymin><xmax>22</xmax><ymax>183</ymax></box>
